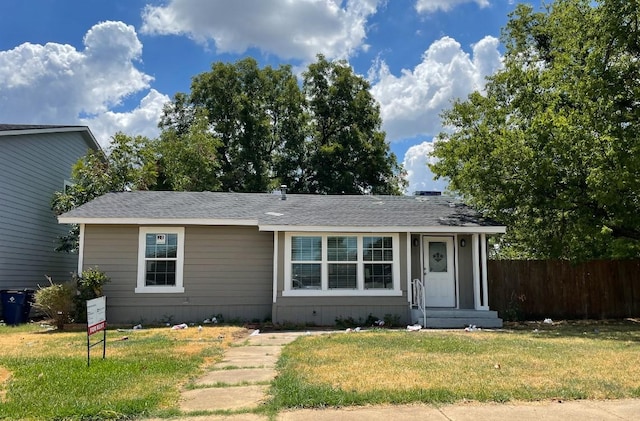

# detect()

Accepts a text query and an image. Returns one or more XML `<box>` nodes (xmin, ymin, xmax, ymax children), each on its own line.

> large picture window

<box><xmin>136</xmin><ymin>227</ymin><xmax>185</xmax><ymax>293</ymax></box>
<box><xmin>285</xmin><ymin>233</ymin><xmax>400</xmax><ymax>296</ymax></box>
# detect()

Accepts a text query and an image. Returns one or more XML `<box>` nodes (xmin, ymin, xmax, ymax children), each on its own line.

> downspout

<box><xmin>77</xmin><ymin>223</ymin><xmax>85</xmax><ymax>274</ymax></box>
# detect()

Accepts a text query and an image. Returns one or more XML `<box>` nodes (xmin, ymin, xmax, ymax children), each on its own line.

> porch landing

<box><xmin>412</xmin><ymin>309</ymin><xmax>503</xmax><ymax>329</ymax></box>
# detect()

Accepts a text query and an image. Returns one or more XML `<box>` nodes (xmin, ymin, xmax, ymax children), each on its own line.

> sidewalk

<box><xmin>145</xmin><ymin>330</ymin><xmax>640</xmax><ymax>420</ymax></box>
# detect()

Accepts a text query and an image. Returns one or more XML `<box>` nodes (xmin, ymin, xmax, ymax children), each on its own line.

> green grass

<box><xmin>268</xmin><ymin>320</ymin><xmax>640</xmax><ymax>409</ymax></box>
<box><xmin>0</xmin><ymin>324</ymin><xmax>244</xmax><ymax>420</ymax></box>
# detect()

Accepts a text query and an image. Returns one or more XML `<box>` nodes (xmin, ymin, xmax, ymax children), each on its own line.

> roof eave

<box><xmin>258</xmin><ymin>225</ymin><xmax>507</xmax><ymax>234</ymax></box>
<box><xmin>0</xmin><ymin>125</ymin><xmax>103</xmax><ymax>153</ymax></box>
<box><xmin>57</xmin><ymin>217</ymin><xmax>260</xmax><ymax>226</ymax></box>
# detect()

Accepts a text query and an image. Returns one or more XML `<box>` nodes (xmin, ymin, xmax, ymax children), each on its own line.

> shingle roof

<box><xmin>0</xmin><ymin>123</ymin><xmax>102</xmax><ymax>152</ymax></box>
<box><xmin>58</xmin><ymin>191</ymin><xmax>505</xmax><ymax>232</ymax></box>
<box><xmin>0</xmin><ymin>124</ymin><xmax>83</xmax><ymax>131</ymax></box>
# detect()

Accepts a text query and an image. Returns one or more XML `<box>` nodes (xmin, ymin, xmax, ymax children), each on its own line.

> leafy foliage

<box><xmin>73</xmin><ymin>267</ymin><xmax>110</xmax><ymax>323</ymax></box>
<box><xmin>162</xmin><ymin>57</ymin><xmax>309</xmax><ymax>192</ymax></box>
<box><xmin>160</xmin><ymin>55</ymin><xmax>404</xmax><ymax>194</ymax></box>
<box><xmin>33</xmin><ymin>277</ymin><xmax>75</xmax><ymax>330</ymax></box>
<box><xmin>156</xmin><ymin>110</ymin><xmax>222</xmax><ymax>191</ymax></box>
<box><xmin>303</xmin><ymin>55</ymin><xmax>405</xmax><ymax>194</ymax></box>
<box><xmin>51</xmin><ymin>133</ymin><xmax>157</xmax><ymax>252</ymax></box>
<box><xmin>431</xmin><ymin>0</ymin><xmax>640</xmax><ymax>260</ymax></box>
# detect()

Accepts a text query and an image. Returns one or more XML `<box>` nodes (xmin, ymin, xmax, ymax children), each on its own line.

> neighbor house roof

<box><xmin>58</xmin><ymin>191</ymin><xmax>506</xmax><ymax>234</ymax></box>
<box><xmin>0</xmin><ymin>124</ymin><xmax>102</xmax><ymax>152</ymax></box>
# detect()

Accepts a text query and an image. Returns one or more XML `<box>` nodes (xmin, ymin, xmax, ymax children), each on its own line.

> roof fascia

<box><xmin>0</xmin><ymin>126</ymin><xmax>103</xmax><ymax>153</ymax></box>
<box><xmin>57</xmin><ymin>218</ymin><xmax>506</xmax><ymax>234</ymax></box>
<box><xmin>57</xmin><ymin>217</ymin><xmax>260</xmax><ymax>226</ymax></box>
<box><xmin>260</xmin><ymin>225</ymin><xmax>507</xmax><ymax>234</ymax></box>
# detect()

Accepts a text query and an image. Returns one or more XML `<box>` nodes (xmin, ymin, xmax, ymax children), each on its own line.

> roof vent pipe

<box><xmin>280</xmin><ymin>185</ymin><xmax>287</xmax><ymax>200</ymax></box>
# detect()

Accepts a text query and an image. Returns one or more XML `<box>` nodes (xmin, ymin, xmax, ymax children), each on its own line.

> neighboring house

<box><xmin>0</xmin><ymin>124</ymin><xmax>101</xmax><ymax>291</ymax></box>
<box><xmin>58</xmin><ymin>190</ymin><xmax>506</xmax><ymax>328</ymax></box>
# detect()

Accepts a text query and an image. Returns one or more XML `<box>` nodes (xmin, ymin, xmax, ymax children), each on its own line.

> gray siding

<box><xmin>82</xmin><ymin>225</ymin><xmax>273</xmax><ymax>324</ymax></box>
<box><xmin>457</xmin><ymin>235</ymin><xmax>474</xmax><ymax>309</ymax></box>
<box><xmin>274</xmin><ymin>297</ymin><xmax>410</xmax><ymax>326</ymax></box>
<box><xmin>0</xmin><ymin>131</ymin><xmax>93</xmax><ymax>290</ymax></box>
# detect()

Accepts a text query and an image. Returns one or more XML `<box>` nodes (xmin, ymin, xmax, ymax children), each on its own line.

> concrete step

<box><xmin>411</xmin><ymin>309</ymin><xmax>503</xmax><ymax>328</ymax></box>
<box><xmin>422</xmin><ymin>317</ymin><xmax>503</xmax><ymax>329</ymax></box>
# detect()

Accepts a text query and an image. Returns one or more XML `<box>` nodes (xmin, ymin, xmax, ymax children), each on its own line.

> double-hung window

<box><xmin>363</xmin><ymin>237</ymin><xmax>394</xmax><ymax>289</ymax></box>
<box><xmin>136</xmin><ymin>227</ymin><xmax>185</xmax><ymax>293</ymax></box>
<box><xmin>291</xmin><ymin>236</ymin><xmax>322</xmax><ymax>289</ymax></box>
<box><xmin>285</xmin><ymin>233</ymin><xmax>400</xmax><ymax>296</ymax></box>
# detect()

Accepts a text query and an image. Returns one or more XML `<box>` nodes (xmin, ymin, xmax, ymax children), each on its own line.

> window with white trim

<box><xmin>363</xmin><ymin>236</ymin><xmax>394</xmax><ymax>289</ymax></box>
<box><xmin>291</xmin><ymin>236</ymin><xmax>321</xmax><ymax>289</ymax></box>
<box><xmin>136</xmin><ymin>227</ymin><xmax>185</xmax><ymax>293</ymax></box>
<box><xmin>285</xmin><ymin>233</ymin><xmax>401</xmax><ymax>296</ymax></box>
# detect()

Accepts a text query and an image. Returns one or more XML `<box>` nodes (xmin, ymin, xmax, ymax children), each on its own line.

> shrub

<box><xmin>33</xmin><ymin>276</ymin><xmax>76</xmax><ymax>330</ymax></box>
<box><xmin>74</xmin><ymin>267</ymin><xmax>110</xmax><ymax>323</ymax></box>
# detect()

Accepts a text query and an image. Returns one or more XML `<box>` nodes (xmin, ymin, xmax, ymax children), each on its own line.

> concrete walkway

<box><xmin>145</xmin><ymin>330</ymin><xmax>640</xmax><ymax>420</ymax></box>
<box><xmin>178</xmin><ymin>330</ymin><xmax>304</xmax><ymax>414</ymax></box>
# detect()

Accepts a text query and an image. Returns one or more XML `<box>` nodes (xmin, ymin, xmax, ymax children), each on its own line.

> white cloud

<box><xmin>403</xmin><ymin>140</ymin><xmax>448</xmax><ymax>195</ymax></box>
<box><xmin>80</xmin><ymin>89</ymin><xmax>170</xmax><ymax>148</ymax></box>
<box><xmin>140</xmin><ymin>0</ymin><xmax>381</xmax><ymax>61</ymax></box>
<box><xmin>415</xmin><ymin>0</ymin><xmax>490</xmax><ymax>13</ymax></box>
<box><xmin>370</xmin><ymin>35</ymin><xmax>502</xmax><ymax>141</ymax></box>
<box><xmin>0</xmin><ymin>21</ymin><xmax>165</xmax><ymax>147</ymax></box>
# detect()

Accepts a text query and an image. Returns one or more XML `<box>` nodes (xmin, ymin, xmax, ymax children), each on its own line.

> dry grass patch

<box><xmin>0</xmin><ymin>323</ymin><xmax>249</xmax><ymax>420</ymax></box>
<box><xmin>271</xmin><ymin>321</ymin><xmax>640</xmax><ymax>408</ymax></box>
<box><xmin>0</xmin><ymin>366</ymin><xmax>11</xmax><ymax>402</ymax></box>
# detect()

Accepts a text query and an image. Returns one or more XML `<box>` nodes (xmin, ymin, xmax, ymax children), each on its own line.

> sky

<box><xmin>0</xmin><ymin>0</ymin><xmax>543</xmax><ymax>194</ymax></box>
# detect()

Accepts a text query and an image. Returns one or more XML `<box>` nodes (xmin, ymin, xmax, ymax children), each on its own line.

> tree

<box><xmin>162</xmin><ymin>57</ymin><xmax>308</xmax><ymax>192</ymax></box>
<box><xmin>302</xmin><ymin>55</ymin><xmax>405</xmax><ymax>194</ymax></box>
<box><xmin>156</xmin><ymin>111</ymin><xmax>222</xmax><ymax>191</ymax></box>
<box><xmin>160</xmin><ymin>56</ymin><xmax>404</xmax><ymax>194</ymax></box>
<box><xmin>52</xmin><ymin>133</ymin><xmax>156</xmax><ymax>251</ymax></box>
<box><xmin>431</xmin><ymin>0</ymin><xmax>640</xmax><ymax>260</ymax></box>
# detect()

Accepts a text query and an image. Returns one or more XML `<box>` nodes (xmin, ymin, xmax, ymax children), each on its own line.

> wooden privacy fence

<box><xmin>488</xmin><ymin>260</ymin><xmax>640</xmax><ymax>320</ymax></box>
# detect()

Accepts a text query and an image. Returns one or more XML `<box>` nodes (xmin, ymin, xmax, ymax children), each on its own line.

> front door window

<box><xmin>428</xmin><ymin>241</ymin><xmax>448</xmax><ymax>272</ymax></box>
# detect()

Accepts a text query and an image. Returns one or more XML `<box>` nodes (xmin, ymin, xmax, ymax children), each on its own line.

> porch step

<box><xmin>413</xmin><ymin>309</ymin><xmax>503</xmax><ymax>329</ymax></box>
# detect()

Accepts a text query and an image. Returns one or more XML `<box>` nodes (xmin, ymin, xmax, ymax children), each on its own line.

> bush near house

<box><xmin>33</xmin><ymin>267</ymin><xmax>110</xmax><ymax>329</ymax></box>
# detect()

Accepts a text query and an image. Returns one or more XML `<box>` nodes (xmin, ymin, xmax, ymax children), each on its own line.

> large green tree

<box><xmin>160</xmin><ymin>56</ymin><xmax>404</xmax><ymax>194</ymax></box>
<box><xmin>303</xmin><ymin>55</ymin><xmax>404</xmax><ymax>194</ymax></box>
<box><xmin>156</xmin><ymin>111</ymin><xmax>222</xmax><ymax>191</ymax></box>
<box><xmin>431</xmin><ymin>0</ymin><xmax>640</xmax><ymax>260</ymax></box>
<box><xmin>161</xmin><ymin>57</ymin><xmax>308</xmax><ymax>192</ymax></box>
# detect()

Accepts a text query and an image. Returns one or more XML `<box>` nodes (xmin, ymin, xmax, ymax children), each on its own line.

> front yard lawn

<box><xmin>0</xmin><ymin>323</ymin><xmax>246</xmax><ymax>420</ymax></box>
<box><xmin>269</xmin><ymin>320</ymin><xmax>640</xmax><ymax>409</ymax></box>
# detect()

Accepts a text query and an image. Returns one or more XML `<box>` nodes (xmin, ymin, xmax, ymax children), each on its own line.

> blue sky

<box><xmin>0</xmin><ymin>0</ymin><xmax>542</xmax><ymax>193</ymax></box>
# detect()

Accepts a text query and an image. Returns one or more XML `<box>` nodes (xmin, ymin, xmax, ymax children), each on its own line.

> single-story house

<box><xmin>58</xmin><ymin>190</ymin><xmax>506</xmax><ymax>328</ymax></box>
<box><xmin>0</xmin><ymin>124</ymin><xmax>101</xmax><ymax>291</ymax></box>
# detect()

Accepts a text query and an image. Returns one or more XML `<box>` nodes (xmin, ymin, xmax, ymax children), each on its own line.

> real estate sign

<box><xmin>87</xmin><ymin>296</ymin><xmax>106</xmax><ymax>335</ymax></box>
<box><xmin>86</xmin><ymin>296</ymin><xmax>107</xmax><ymax>366</ymax></box>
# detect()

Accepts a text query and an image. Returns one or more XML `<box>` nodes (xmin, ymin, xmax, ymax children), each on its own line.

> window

<box><xmin>291</xmin><ymin>236</ymin><xmax>321</xmax><ymax>289</ymax></box>
<box><xmin>136</xmin><ymin>227</ymin><xmax>185</xmax><ymax>293</ymax></box>
<box><xmin>285</xmin><ymin>233</ymin><xmax>400</xmax><ymax>296</ymax></box>
<box><xmin>428</xmin><ymin>241</ymin><xmax>448</xmax><ymax>272</ymax></box>
<box><xmin>363</xmin><ymin>237</ymin><xmax>393</xmax><ymax>289</ymax></box>
<box><xmin>328</xmin><ymin>236</ymin><xmax>357</xmax><ymax>289</ymax></box>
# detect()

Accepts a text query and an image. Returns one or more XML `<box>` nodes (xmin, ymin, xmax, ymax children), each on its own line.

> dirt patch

<box><xmin>0</xmin><ymin>366</ymin><xmax>11</xmax><ymax>402</ymax></box>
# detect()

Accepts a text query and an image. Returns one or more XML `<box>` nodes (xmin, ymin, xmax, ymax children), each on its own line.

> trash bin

<box><xmin>1</xmin><ymin>289</ymin><xmax>35</xmax><ymax>325</ymax></box>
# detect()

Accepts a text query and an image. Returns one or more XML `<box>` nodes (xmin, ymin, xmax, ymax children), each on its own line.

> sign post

<box><xmin>86</xmin><ymin>296</ymin><xmax>107</xmax><ymax>367</ymax></box>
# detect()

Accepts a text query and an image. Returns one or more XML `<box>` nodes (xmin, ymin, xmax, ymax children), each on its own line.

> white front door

<box><xmin>423</xmin><ymin>236</ymin><xmax>456</xmax><ymax>307</ymax></box>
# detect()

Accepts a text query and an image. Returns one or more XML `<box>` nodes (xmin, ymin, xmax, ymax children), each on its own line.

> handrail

<box><xmin>411</xmin><ymin>278</ymin><xmax>426</xmax><ymax>328</ymax></box>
